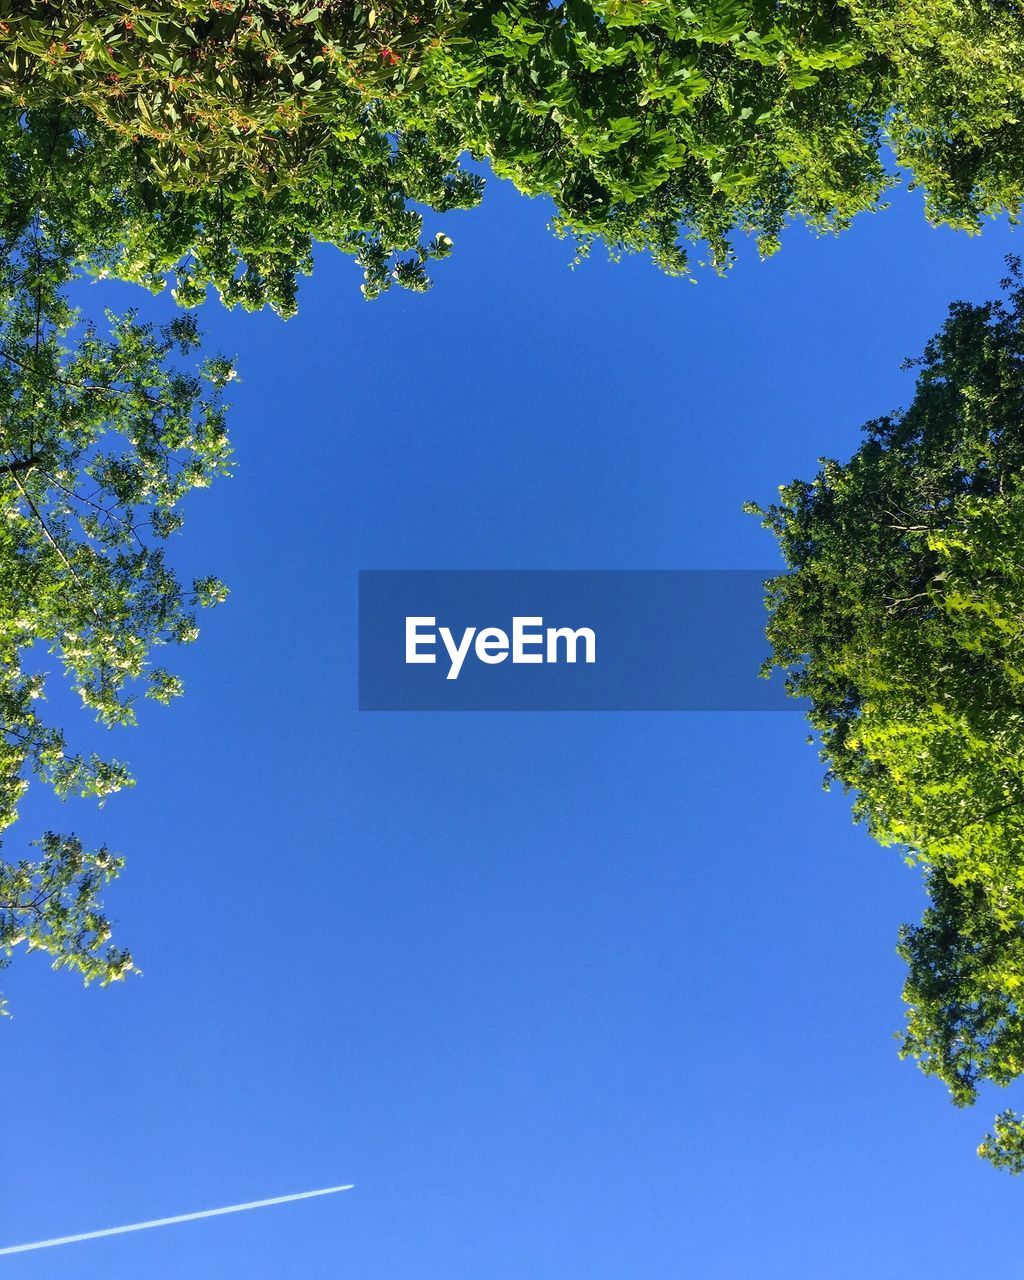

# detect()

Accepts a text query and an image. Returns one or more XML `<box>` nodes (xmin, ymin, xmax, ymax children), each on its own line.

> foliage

<box><xmin>978</xmin><ymin>1109</ymin><xmax>1024</xmax><ymax>1173</ymax></box>
<box><xmin>0</xmin><ymin>0</ymin><xmax>1022</xmax><ymax>308</ymax></box>
<box><xmin>849</xmin><ymin>0</ymin><xmax>1024</xmax><ymax>229</ymax></box>
<box><xmin>0</xmin><ymin>833</ymin><xmax>132</xmax><ymax>1016</ymax></box>
<box><xmin>0</xmin><ymin>204</ymin><xmax>233</xmax><ymax>1009</ymax></box>
<box><xmin>750</xmin><ymin>260</ymin><xmax>1024</xmax><ymax>1168</ymax></box>
<box><xmin>0</xmin><ymin>105</ymin><xmax>465</xmax><ymax>318</ymax></box>
<box><xmin>898</xmin><ymin>870</ymin><xmax>1024</xmax><ymax>1108</ymax></box>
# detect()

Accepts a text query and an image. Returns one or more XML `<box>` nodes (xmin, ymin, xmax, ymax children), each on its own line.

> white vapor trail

<box><xmin>0</xmin><ymin>1184</ymin><xmax>354</xmax><ymax>1256</ymax></box>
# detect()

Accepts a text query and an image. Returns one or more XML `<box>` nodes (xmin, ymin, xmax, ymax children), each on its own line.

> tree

<box><xmin>899</xmin><ymin>870</ymin><xmax>1024</xmax><ymax>1172</ymax></box>
<box><xmin>0</xmin><ymin>201</ymin><xmax>233</xmax><ymax>1011</ymax></box>
<box><xmin>0</xmin><ymin>105</ymin><xmax>467</xmax><ymax>317</ymax></box>
<box><xmin>898</xmin><ymin>870</ymin><xmax>1024</xmax><ymax>1108</ymax></box>
<box><xmin>749</xmin><ymin>260</ymin><xmax>1024</xmax><ymax>1168</ymax></box>
<box><xmin>0</xmin><ymin>0</ymin><xmax>1021</xmax><ymax>310</ymax></box>
<box><xmin>0</xmin><ymin>835</ymin><xmax>132</xmax><ymax>1013</ymax></box>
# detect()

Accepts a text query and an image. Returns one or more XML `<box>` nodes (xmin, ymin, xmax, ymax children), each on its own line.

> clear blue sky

<box><xmin>3</xmin><ymin>175</ymin><xmax>1021</xmax><ymax>1277</ymax></box>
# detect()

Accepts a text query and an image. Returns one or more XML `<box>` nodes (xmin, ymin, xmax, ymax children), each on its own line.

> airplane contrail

<box><xmin>0</xmin><ymin>1184</ymin><xmax>354</xmax><ymax>1256</ymax></box>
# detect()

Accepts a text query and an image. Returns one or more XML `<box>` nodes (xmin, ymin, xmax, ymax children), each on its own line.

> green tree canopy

<box><xmin>750</xmin><ymin>260</ymin><xmax>1024</xmax><ymax>1169</ymax></box>
<box><xmin>1</xmin><ymin>0</ymin><xmax>1022</xmax><ymax>311</ymax></box>
<box><xmin>0</xmin><ymin>201</ymin><xmax>233</xmax><ymax>1010</ymax></box>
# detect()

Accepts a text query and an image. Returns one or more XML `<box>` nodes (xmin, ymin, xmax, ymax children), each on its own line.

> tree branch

<box><xmin>0</xmin><ymin>453</ymin><xmax>40</xmax><ymax>476</ymax></box>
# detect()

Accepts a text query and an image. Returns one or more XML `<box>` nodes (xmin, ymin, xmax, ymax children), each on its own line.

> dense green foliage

<box><xmin>978</xmin><ymin>1108</ymin><xmax>1024</xmax><ymax>1173</ymax></box>
<box><xmin>1</xmin><ymin>0</ymin><xmax>1022</xmax><ymax>310</ymax></box>
<box><xmin>0</xmin><ymin>105</ymin><xmax>464</xmax><ymax>317</ymax></box>
<box><xmin>899</xmin><ymin>872</ymin><xmax>1024</xmax><ymax>1107</ymax></box>
<box><xmin>0</xmin><ymin>833</ymin><xmax>131</xmax><ymax>1012</ymax></box>
<box><xmin>750</xmin><ymin>262</ymin><xmax>1024</xmax><ymax>1169</ymax></box>
<box><xmin>2</xmin><ymin>1</ymin><xmax>1023</xmax><ymax>1100</ymax></box>
<box><xmin>0</xmin><ymin>205</ymin><xmax>232</xmax><ymax>1010</ymax></box>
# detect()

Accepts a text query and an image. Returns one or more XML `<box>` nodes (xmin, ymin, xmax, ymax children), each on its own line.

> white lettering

<box><xmin>439</xmin><ymin>625</ymin><xmax>477</xmax><ymax>681</ymax></box>
<box><xmin>405</xmin><ymin>616</ymin><xmax>596</xmax><ymax>680</ymax></box>
<box><xmin>546</xmin><ymin>626</ymin><xmax>596</xmax><ymax>664</ymax></box>
<box><xmin>513</xmin><ymin>616</ymin><xmax>544</xmax><ymax>664</ymax></box>
<box><xmin>405</xmin><ymin>617</ymin><xmax>437</xmax><ymax>664</ymax></box>
<box><xmin>475</xmin><ymin>627</ymin><xmax>509</xmax><ymax>664</ymax></box>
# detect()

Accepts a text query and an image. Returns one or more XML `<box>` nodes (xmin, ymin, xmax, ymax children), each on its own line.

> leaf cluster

<box><xmin>752</xmin><ymin>259</ymin><xmax>1024</xmax><ymax>1169</ymax></box>
<box><xmin>0</xmin><ymin>202</ymin><xmax>232</xmax><ymax>1009</ymax></box>
<box><xmin>0</xmin><ymin>0</ymin><xmax>1022</xmax><ymax>307</ymax></box>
